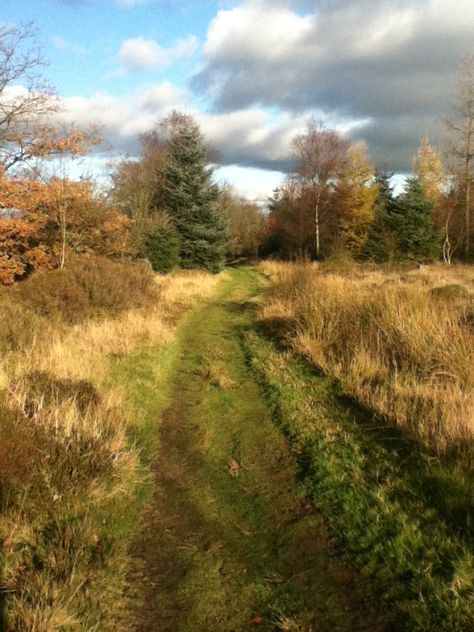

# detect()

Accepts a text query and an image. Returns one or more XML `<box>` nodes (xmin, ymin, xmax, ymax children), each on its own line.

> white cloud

<box><xmin>214</xmin><ymin>165</ymin><xmax>283</xmax><ymax>203</ymax></box>
<box><xmin>60</xmin><ymin>82</ymin><xmax>189</xmax><ymax>152</ymax></box>
<box><xmin>193</xmin><ymin>0</ymin><xmax>474</xmax><ymax>170</ymax></box>
<box><xmin>117</xmin><ymin>35</ymin><xmax>198</xmax><ymax>71</ymax></box>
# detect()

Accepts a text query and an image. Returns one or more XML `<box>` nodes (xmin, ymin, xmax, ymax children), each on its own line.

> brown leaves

<box><xmin>0</xmin><ymin>173</ymin><xmax>131</xmax><ymax>284</ymax></box>
<box><xmin>227</xmin><ymin>458</ymin><xmax>241</xmax><ymax>478</ymax></box>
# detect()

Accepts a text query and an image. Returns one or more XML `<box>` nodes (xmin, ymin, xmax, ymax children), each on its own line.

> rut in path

<box><xmin>126</xmin><ymin>268</ymin><xmax>389</xmax><ymax>632</ymax></box>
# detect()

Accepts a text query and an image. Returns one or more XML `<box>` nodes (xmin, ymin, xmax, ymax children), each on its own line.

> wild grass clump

<box><xmin>260</xmin><ymin>261</ymin><xmax>474</xmax><ymax>451</ymax></box>
<box><xmin>0</xmin><ymin>262</ymin><xmax>223</xmax><ymax>631</ymax></box>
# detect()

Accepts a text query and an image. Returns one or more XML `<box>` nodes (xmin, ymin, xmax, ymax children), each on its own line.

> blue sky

<box><xmin>2</xmin><ymin>0</ymin><xmax>213</xmax><ymax>97</ymax></box>
<box><xmin>2</xmin><ymin>0</ymin><xmax>473</xmax><ymax>200</ymax></box>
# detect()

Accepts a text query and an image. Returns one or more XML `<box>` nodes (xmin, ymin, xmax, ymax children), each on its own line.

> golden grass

<box><xmin>0</xmin><ymin>267</ymin><xmax>223</xmax><ymax>631</ymax></box>
<box><xmin>259</xmin><ymin>261</ymin><xmax>474</xmax><ymax>451</ymax></box>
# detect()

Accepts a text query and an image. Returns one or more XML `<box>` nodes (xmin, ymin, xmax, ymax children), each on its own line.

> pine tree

<box><xmin>160</xmin><ymin>114</ymin><xmax>227</xmax><ymax>272</ymax></box>
<box><xmin>389</xmin><ymin>177</ymin><xmax>441</xmax><ymax>261</ymax></box>
<box><xmin>363</xmin><ymin>171</ymin><xmax>396</xmax><ymax>261</ymax></box>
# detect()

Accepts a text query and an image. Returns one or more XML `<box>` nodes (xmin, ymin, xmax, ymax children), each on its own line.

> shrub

<box><xmin>143</xmin><ymin>223</ymin><xmax>181</xmax><ymax>273</ymax></box>
<box><xmin>9</xmin><ymin>268</ymin><xmax>90</xmax><ymax>324</ymax></box>
<box><xmin>67</xmin><ymin>256</ymin><xmax>158</xmax><ymax>317</ymax></box>
<box><xmin>0</xmin><ymin>300</ymin><xmax>47</xmax><ymax>351</ymax></box>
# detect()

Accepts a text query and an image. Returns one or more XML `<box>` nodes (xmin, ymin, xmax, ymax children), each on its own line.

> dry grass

<box><xmin>0</xmin><ymin>264</ymin><xmax>223</xmax><ymax>631</ymax></box>
<box><xmin>259</xmin><ymin>260</ymin><xmax>474</xmax><ymax>452</ymax></box>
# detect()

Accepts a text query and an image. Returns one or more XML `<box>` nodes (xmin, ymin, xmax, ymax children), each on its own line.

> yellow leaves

<box><xmin>338</xmin><ymin>142</ymin><xmax>378</xmax><ymax>255</ymax></box>
<box><xmin>412</xmin><ymin>137</ymin><xmax>445</xmax><ymax>204</ymax></box>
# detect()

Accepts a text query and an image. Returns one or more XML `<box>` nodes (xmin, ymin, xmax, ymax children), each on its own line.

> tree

<box><xmin>0</xmin><ymin>23</ymin><xmax>97</xmax><ymax>173</ymax></box>
<box><xmin>217</xmin><ymin>184</ymin><xmax>264</xmax><ymax>259</ymax></box>
<box><xmin>110</xmin><ymin>131</ymin><xmax>167</xmax><ymax>222</ymax></box>
<box><xmin>412</xmin><ymin>138</ymin><xmax>445</xmax><ymax>205</ymax></box>
<box><xmin>160</xmin><ymin>113</ymin><xmax>227</xmax><ymax>272</ymax></box>
<box><xmin>388</xmin><ymin>177</ymin><xmax>441</xmax><ymax>261</ymax></box>
<box><xmin>141</xmin><ymin>214</ymin><xmax>180</xmax><ymax>273</ymax></box>
<box><xmin>363</xmin><ymin>172</ymin><xmax>396</xmax><ymax>262</ymax></box>
<box><xmin>444</xmin><ymin>54</ymin><xmax>474</xmax><ymax>260</ymax></box>
<box><xmin>337</xmin><ymin>142</ymin><xmax>378</xmax><ymax>256</ymax></box>
<box><xmin>292</xmin><ymin>120</ymin><xmax>350</xmax><ymax>258</ymax></box>
<box><xmin>0</xmin><ymin>174</ymin><xmax>131</xmax><ymax>284</ymax></box>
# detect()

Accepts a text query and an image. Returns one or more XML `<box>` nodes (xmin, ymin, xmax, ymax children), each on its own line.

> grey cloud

<box><xmin>192</xmin><ymin>0</ymin><xmax>473</xmax><ymax>171</ymax></box>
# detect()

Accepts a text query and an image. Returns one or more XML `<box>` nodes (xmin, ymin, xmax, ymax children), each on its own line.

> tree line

<box><xmin>264</xmin><ymin>55</ymin><xmax>474</xmax><ymax>264</ymax></box>
<box><xmin>1</xmin><ymin>23</ymin><xmax>473</xmax><ymax>285</ymax></box>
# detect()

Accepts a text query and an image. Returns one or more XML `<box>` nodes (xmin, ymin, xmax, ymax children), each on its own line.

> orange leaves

<box><xmin>0</xmin><ymin>173</ymin><xmax>130</xmax><ymax>284</ymax></box>
<box><xmin>0</xmin><ymin>253</ymin><xmax>26</xmax><ymax>285</ymax></box>
<box><xmin>28</xmin><ymin>125</ymin><xmax>102</xmax><ymax>161</ymax></box>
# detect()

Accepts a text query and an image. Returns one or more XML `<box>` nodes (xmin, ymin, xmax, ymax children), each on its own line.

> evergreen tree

<box><xmin>160</xmin><ymin>114</ymin><xmax>227</xmax><ymax>272</ymax></box>
<box><xmin>388</xmin><ymin>177</ymin><xmax>441</xmax><ymax>261</ymax></box>
<box><xmin>363</xmin><ymin>171</ymin><xmax>396</xmax><ymax>261</ymax></box>
<box><xmin>143</xmin><ymin>222</ymin><xmax>180</xmax><ymax>273</ymax></box>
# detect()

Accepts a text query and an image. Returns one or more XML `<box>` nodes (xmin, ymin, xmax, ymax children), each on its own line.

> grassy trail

<box><xmin>126</xmin><ymin>268</ymin><xmax>387</xmax><ymax>631</ymax></box>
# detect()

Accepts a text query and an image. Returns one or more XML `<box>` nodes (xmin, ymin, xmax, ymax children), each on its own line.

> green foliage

<box><xmin>363</xmin><ymin>171</ymin><xmax>396</xmax><ymax>262</ymax></box>
<box><xmin>389</xmin><ymin>177</ymin><xmax>441</xmax><ymax>261</ymax></box>
<box><xmin>142</xmin><ymin>219</ymin><xmax>181</xmax><ymax>273</ymax></box>
<box><xmin>364</xmin><ymin>175</ymin><xmax>442</xmax><ymax>262</ymax></box>
<box><xmin>161</xmin><ymin>115</ymin><xmax>227</xmax><ymax>273</ymax></box>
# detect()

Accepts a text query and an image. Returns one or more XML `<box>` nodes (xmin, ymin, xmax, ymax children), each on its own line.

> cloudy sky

<box><xmin>2</xmin><ymin>0</ymin><xmax>473</xmax><ymax>200</ymax></box>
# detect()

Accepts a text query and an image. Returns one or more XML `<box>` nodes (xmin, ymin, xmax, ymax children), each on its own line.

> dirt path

<box><xmin>126</xmin><ymin>268</ymin><xmax>387</xmax><ymax>631</ymax></box>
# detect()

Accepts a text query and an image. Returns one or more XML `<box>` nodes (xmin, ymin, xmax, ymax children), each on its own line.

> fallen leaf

<box><xmin>227</xmin><ymin>458</ymin><xmax>241</xmax><ymax>477</ymax></box>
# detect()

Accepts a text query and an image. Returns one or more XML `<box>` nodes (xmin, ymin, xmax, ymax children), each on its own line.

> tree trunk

<box><xmin>465</xmin><ymin>159</ymin><xmax>471</xmax><ymax>260</ymax></box>
<box><xmin>443</xmin><ymin>213</ymin><xmax>453</xmax><ymax>265</ymax></box>
<box><xmin>314</xmin><ymin>189</ymin><xmax>322</xmax><ymax>259</ymax></box>
<box><xmin>59</xmin><ymin>205</ymin><xmax>67</xmax><ymax>269</ymax></box>
<box><xmin>464</xmin><ymin>114</ymin><xmax>473</xmax><ymax>260</ymax></box>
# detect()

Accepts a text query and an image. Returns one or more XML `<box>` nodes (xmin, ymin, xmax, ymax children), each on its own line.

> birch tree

<box><xmin>292</xmin><ymin>120</ymin><xmax>349</xmax><ymax>258</ymax></box>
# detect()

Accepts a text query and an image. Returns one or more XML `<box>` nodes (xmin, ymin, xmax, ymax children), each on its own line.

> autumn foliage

<box><xmin>0</xmin><ymin>172</ymin><xmax>131</xmax><ymax>284</ymax></box>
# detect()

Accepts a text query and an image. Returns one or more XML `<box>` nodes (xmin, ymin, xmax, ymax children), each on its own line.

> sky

<box><xmin>1</xmin><ymin>0</ymin><xmax>473</xmax><ymax>201</ymax></box>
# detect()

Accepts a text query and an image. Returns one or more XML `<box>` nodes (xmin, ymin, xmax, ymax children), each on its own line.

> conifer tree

<box><xmin>363</xmin><ymin>171</ymin><xmax>396</xmax><ymax>261</ymax></box>
<box><xmin>389</xmin><ymin>177</ymin><xmax>441</xmax><ymax>261</ymax></box>
<box><xmin>160</xmin><ymin>114</ymin><xmax>227</xmax><ymax>272</ymax></box>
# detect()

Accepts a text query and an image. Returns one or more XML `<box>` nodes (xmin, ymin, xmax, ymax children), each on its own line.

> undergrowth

<box><xmin>259</xmin><ymin>261</ymin><xmax>474</xmax><ymax>452</ymax></box>
<box><xmin>0</xmin><ymin>258</ymin><xmax>222</xmax><ymax>631</ymax></box>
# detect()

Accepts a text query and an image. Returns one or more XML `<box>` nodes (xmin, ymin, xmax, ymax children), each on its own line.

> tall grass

<box><xmin>0</xmin><ymin>258</ymin><xmax>222</xmax><ymax>631</ymax></box>
<box><xmin>260</xmin><ymin>261</ymin><xmax>474</xmax><ymax>452</ymax></box>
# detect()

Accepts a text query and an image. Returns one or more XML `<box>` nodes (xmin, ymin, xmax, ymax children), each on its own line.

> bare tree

<box><xmin>0</xmin><ymin>22</ymin><xmax>98</xmax><ymax>176</ymax></box>
<box><xmin>292</xmin><ymin>119</ymin><xmax>349</xmax><ymax>258</ymax></box>
<box><xmin>0</xmin><ymin>23</ymin><xmax>58</xmax><ymax>170</ymax></box>
<box><xmin>444</xmin><ymin>54</ymin><xmax>474</xmax><ymax>260</ymax></box>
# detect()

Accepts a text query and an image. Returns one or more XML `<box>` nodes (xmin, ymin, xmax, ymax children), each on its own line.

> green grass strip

<box><xmin>243</xmin><ymin>330</ymin><xmax>474</xmax><ymax>632</ymax></box>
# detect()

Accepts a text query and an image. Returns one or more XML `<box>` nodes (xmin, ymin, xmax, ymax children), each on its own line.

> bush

<box><xmin>9</xmin><ymin>268</ymin><xmax>90</xmax><ymax>324</ymax></box>
<box><xmin>68</xmin><ymin>256</ymin><xmax>159</xmax><ymax>316</ymax></box>
<box><xmin>0</xmin><ymin>256</ymin><xmax>159</xmax><ymax>335</ymax></box>
<box><xmin>143</xmin><ymin>223</ymin><xmax>181</xmax><ymax>273</ymax></box>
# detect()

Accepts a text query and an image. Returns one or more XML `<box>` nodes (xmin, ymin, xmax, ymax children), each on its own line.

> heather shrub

<box><xmin>9</xmin><ymin>268</ymin><xmax>90</xmax><ymax>324</ymax></box>
<box><xmin>68</xmin><ymin>256</ymin><xmax>159</xmax><ymax>316</ymax></box>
